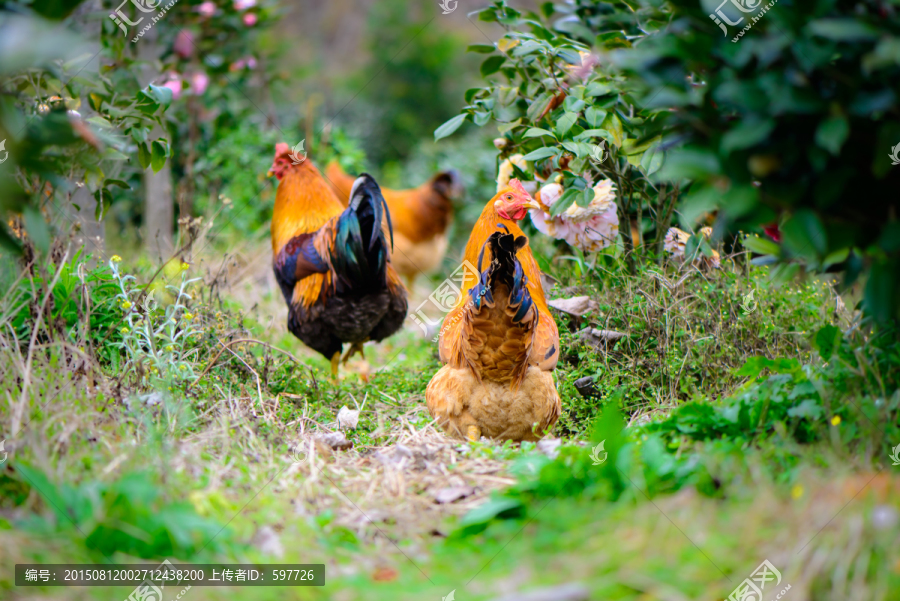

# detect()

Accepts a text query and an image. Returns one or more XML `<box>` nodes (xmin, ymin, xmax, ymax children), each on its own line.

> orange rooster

<box><xmin>326</xmin><ymin>161</ymin><xmax>460</xmax><ymax>288</ymax></box>
<box><xmin>269</xmin><ymin>144</ymin><xmax>408</xmax><ymax>377</ymax></box>
<box><xmin>425</xmin><ymin>180</ymin><xmax>561</xmax><ymax>442</ymax></box>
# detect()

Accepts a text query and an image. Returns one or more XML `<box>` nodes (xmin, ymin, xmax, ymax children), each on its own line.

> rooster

<box><xmin>326</xmin><ymin>161</ymin><xmax>460</xmax><ymax>288</ymax></box>
<box><xmin>269</xmin><ymin>144</ymin><xmax>408</xmax><ymax>377</ymax></box>
<box><xmin>426</xmin><ymin>180</ymin><xmax>561</xmax><ymax>442</ymax></box>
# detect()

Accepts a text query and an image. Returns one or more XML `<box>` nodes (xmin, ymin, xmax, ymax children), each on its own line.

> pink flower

<box><xmin>173</xmin><ymin>30</ymin><xmax>194</xmax><ymax>58</ymax></box>
<box><xmin>242</xmin><ymin>12</ymin><xmax>257</xmax><ymax>26</ymax></box>
<box><xmin>246</xmin><ymin>56</ymin><xmax>257</xmax><ymax>69</ymax></box>
<box><xmin>233</xmin><ymin>0</ymin><xmax>256</xmax><ymax>10</ymax></box>
<box><xmin>189</xmin><ymin>71</ymin><xmax>209</xmax><ymax>95</ymax></box>
<box><xmin>162</xmin><ymin>75</ymin><xmax>183</xmax><ymax>100</ymax></box>
<box><xmin>195</xmin><ymin>1</ymin><xmax>215</xmax><ymax>17</ymax></box>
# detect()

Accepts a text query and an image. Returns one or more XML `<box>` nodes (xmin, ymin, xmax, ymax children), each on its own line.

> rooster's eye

<box><xmin>505</xmin><ymin>195</ymin><xmax>513</xmax><ymax>200</ymax></box>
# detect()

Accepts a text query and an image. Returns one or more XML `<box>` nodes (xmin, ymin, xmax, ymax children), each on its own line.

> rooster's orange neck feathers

<box><xmin>270</xmin><ymin>160</ymin><xmax>345</xmax><ymax>255</ymax></box>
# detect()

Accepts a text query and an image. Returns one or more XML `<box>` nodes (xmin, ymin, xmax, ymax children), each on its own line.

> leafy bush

<box><xmin>605</xmin><ymin>0</ymin><xmax>900</xmax><ymax>323</ymax></box>
<box><xmin>12</xmin><ymin>464</ymin><xmax>228</xmax><ymax>559</ymax></box>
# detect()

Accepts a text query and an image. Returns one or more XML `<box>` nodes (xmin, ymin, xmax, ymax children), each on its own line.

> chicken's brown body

<box><xmin>426</xmin><ymin>182</ymin><xmax>560</xmax><ymax>442</ymax></box>
<box><xmin>326</xmin><ymin>161</ymin><xmax>459</xmax><ymax>287</ymax></box>
<box><xmin>269</xmin><ymin>145</ymin><xmax>407</xmax><ymax>375</ymax></box>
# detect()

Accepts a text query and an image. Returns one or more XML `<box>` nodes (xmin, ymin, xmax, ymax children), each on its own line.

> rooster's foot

<box><xmin>466</xmin><ymin>425</ymin><xmax>482</xmax><ymax>441</ymax></box>
<box><xmin>330</xmin><ymin>351</ymin><xmax>341</xmax><ymax>380</ymax></box>
<box><xmin>341</xmin><ymin>341</ymin><xmax>366</xmax><ymax>364</ymax></box>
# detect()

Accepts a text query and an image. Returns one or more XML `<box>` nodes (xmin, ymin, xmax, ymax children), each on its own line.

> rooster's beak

<box><xmin>523</xmin><ymin>199</ymin><xmax>542</xmax><ymax>211</ymax></box>
<box><xmin>266</xmin><ymin>168</ymin><xmax>274</xmax><ymax>178</ymax></box>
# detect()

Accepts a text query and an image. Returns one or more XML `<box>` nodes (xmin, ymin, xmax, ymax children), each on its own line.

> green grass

<box><xmin>1</xmin><ymin>246</ymin><xmax>898</xmax><ymax>601</ymax></box>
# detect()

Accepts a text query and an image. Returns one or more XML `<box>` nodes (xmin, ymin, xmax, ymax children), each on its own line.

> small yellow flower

<box><xmin>121</xmin><ymin>301</ymin><xmax>132</xmax><ymax>309</ymax></box>
<box><xmin>183</xmin><ymin>312</ymin><xmax>194</xmax><ymax>320</ymax></box>
<box><xmin>179</xmin><ymin>364</ymin><xmax>186</xmax><ymax>370</ymax></box>
<box><xmin>180</xmin><ymin>262</ymin><xmax>190</xmax><ymax>271</ymax></box>
<box><xmin>831</xmin><ymin>415</ymin><xmax>841</xmax><ymax>426</ymax></box>
<box><xmin>165</xmin><ymin>345</ymin><xmax>174</xmax><ymax>352</ymax></box>
<box><xmin>791</xmin><ymin>484</ymin><xmax>804</xmax><ymax>499</ymax></box>
<box><xmin>120</xmin><ymin>327</ymin><xmax>130</xmax><ymax>334</ymax></box>
<box><xmin>111</xmin><ymin>255</ymin><xmax>122</xmax><ymax>263</ymax></box>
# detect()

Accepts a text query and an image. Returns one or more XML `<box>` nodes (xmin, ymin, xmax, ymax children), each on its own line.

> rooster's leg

<box><xmin>466</xmin><ymin>425</ymin><xmax>481</xmax><ymax>441</ymax></box>
<box><xmin>330</xmin><ymin>351</ymin><xmax>341</xmax><ymax>380</ymax></box>
<box><xmin>340</xmin><ymin>341</ymin><xmax>366</xmax><ymax>364</ymax></box>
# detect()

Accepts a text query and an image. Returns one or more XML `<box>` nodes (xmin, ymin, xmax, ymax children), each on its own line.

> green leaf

<box><xmin>23</xmin><ymin>205</ymin><xmax>50</xmax><ymax>255</ymax></box>
<box><xmin>146</xmin><ymin>84</ymin><xmax>173</xmax><ymax>109</ymax></box>
<box><xmin>585</xmin><ymin>107</ymin><xmax>607</xmax><ymax>128</ymax></box>
<box><xmin>150</xmin><ymin>140</ymin><xmax>168</xmax><ymax>173</ymax></box>
<box><xmin>742</xmin><ymin>235</ymin><xmax>781</xmax><ymax>256</ymax></box>
<box><xmin>459</xmin><ymin>497</ymin><xmax>523</xmax><ymax>529</ymax></box>
<box><xmin>585</xmin><ymin>82</ymin><xmax>612</xmax><ymax>97</ymax></box>
<box><xmin>787</xmin><ymin>399</ymin><xmax>825</xmax><ymax>420</ymax></box>
<box><xmin>815</xmin><ymin>116</ymin><xmax>849</xmax><ymax>155</ymax></box>
<box><xmin>555</xmin><ymin>111</ymin><xmax>578</xmax><ymax>137</ymax></box>
<box><xmin>781</xmin><ymin>209</ymin><xmax>827</xmax><ymax>261</ymax></box>
<box><xmin>434</xmin><ymin>114</ymin><xmax>468</xmax><ymax>141</ymax></box>
<box><xmin>550</xmin><ymin>188</ymin><xmax>581</xmax><ymax>216</ymax></box>
<box><xmin>561</xmin><ymin>141</ymin><xmax>591</xmax><ymax>158</ymax></box>
<box><xmin>813</xmin><ymin>325</ymin><xmax>842</xmax><ymax>361</ymax></box>
<box><xmin>137</xmin><ymin>142</ymin><xmax>151</xmax><ymax>170</ymax></box>
<box><xmin>497</xmin><ymin>118</ymin><xmax>521</xmax><ymax>134</ymax></box>
<box><xmin>808</xmin><ymin>19</ymin><xmax>879</xmax><ymax>41</ymax></box>
<box><xmin>522</xmin><ymin>147</ymin><xmax>558</xmax><ymax>161</ymax></box>
<box><xmin>474</xmin><ymin>111</ymin><xmax>491</xmax><ymax>127</ymax></box>
<box><xmin>480</xmin><ymin>56</ymin><xmax>506</xmax><ymax>77</ymax></box>
<box><xmin>526</xmin><ymin>93</ymin><xmax>552</xmax><ymax>122</ymax></box>
<box><xmin>524</xmin><ymin>127</ymin><xmax>556</xmax><ymax>139</ymax></box>
<box><xmin>468</xmin><ymin>44</ymin><xmax>496</xmax><ymax>54</ymax></box>
<box><xmin>720</xmin><ymin>120</ymin><xmax>775</xmax><ymax>154</ymax></box>
<box><xmin>575</xmin><ymin>185</ymin><xmax>594</xmax><ymax>207</ymax></box>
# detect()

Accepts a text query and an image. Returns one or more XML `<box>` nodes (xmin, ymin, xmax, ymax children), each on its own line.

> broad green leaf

<box><xmin>561</xmin><ymin>141</ymin><xmax>591</xmax><ymax>158</ymax></box>
<box><xmin>480</xmin><ymin>56</ymin><xmax>506</xmax><ymax>77</ymax></box>
<box><xmin>434</xmin><ymin>114</ymin><xmax>468</xmax><ymax>141</ymax></box>
<box><xmin>150</xmin><ymin>140</ymin><xmax>168</xmax><ymax>173</ymax></box>
<box><xmin>526</xmin><ymin>92</ymin><xmax>551</xmax><ymax>122</ymax></box>
<box><xmin>575</xmin><ymin>185</ymin><xmax>594</xmax><ymax>207</ymax></box>
<box><xmin>522</xmin><ymin>146</ymin><xmax>558</xmax><ymax>161</ymax></box>
<box><xmin>468</xmin><ymin>44</ymin><xmax>496</xmax><ymax>54</ymax></box>
<box><xmin>550</xmin><ymin>188</ymin><xmax>581</xmax><ymax>216</ymax></box>
<box><xmin>781</xmin><ymin>209</ymin><xmax>827</xmax><ymax>261</ymax></box>
<box><xmin>497</xmin><ymin>118</ymin><xmax>521</xmax><ymax>134</ymax></box>
<box><xmin>742</xmin><ymin>235</ymin><xmax>781</xmax><ymax>256</ymax></box>
<box><xmin>137</xmin><ymin>142</ymin><xmax>151</xmax><ymax>170</ymax></box>
<box><xmin>815</xmin><ymin>116</ymin><xmax>849</xmax><ymax>155</ymax></box>
<box><xmin>585</xmin><ymin>107</ymin><xmax>607</xmax><ymax>128</ymax></box>
<box><xmin>524</xmin><ymin>127</ymin><xmax>555</xmax><ymax>139</ymax></box>
<box><xmin>721</xmin><ymin>120</ymin><xmax>775</xmax><ymax>154</ymax></box>
<box><xmin>23</xmin><ymin>205</ymin><xmax>50</xmax><ymax>254</ymax></box>
<box><xmin>555</xmin><ymin>111</ymin><xmax>578</xmax><ymax>137</ymax></box>
<box><xmin>813</xmin><ymin>324</ymin><xmax>842</xmax><ymax>361</ymax></box>
<box><xmin>808</xmin><ymin>19</ymin><xmax>879</xmax><ymax>41</ymax></box>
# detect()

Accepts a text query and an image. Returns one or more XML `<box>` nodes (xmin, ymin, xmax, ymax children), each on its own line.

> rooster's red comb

<box><xmin>508</xmin><ymin>178</ymin><xmax>533</xmax><ymax>199</ymax></box>
<box><xmin>274</xmin><ymin>142</ymin><xmax>291</xmax><ymax>161</ymax></box>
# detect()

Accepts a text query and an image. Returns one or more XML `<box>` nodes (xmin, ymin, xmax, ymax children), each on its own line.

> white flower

<box><xmin>496</xmin><ymin>154</ymin><xmax>528</xmax><ymax>191</ymax></box>
<box><xmin>529</xmin><ymin>179</ymin><xmax>619</xmax><ymax>252</ymax></box>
